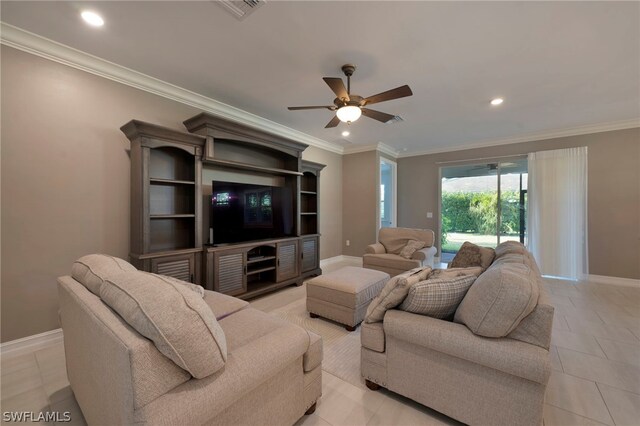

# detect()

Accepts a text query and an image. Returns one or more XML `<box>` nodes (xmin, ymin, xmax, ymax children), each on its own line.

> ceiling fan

<box><xmin>288</xmin><ymin>64</ymin><xmax>413</xmax><ymax>128</ymax></box>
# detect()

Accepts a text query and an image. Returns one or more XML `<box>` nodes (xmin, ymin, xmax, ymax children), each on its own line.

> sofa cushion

<box><xmin>203</xmin><ymin>290</ymin><xmax>249</xmax><ymax>320</ymax></box>
<box><xmin>72</xmin><ymin>254</ymin><xmax>136</xmax><ymax>296</ymax></box>
<box><xmin>429</xmin><ymin>267</ymin><xmax>484</xmax><ymax>280</ymax></box>
<box><xmin>454</xmin><ymin>263</ymin><xmax>539</xmax><ymax>337</ymax></box>
<box><xmin>364</xmin><ymin>267</ymin><xmax>431</xmax><ymax>323</ymax></box>
<box><xmin>363</xmin><ymin>253</ymin><xmax>422</xmax><ymax>270</ymax></box>
<box><xmin>379</xmin><ymin>227</ymin><xmax>435</xmax><ymax>255</ymax></box>
<box><xmin>399</xmin><ymin>240</ymin><xmax>426</xmax><ymax>259</ymax></box>
<box><xmin>135</xmin><ymin>307</ymin><xmax>312</xmax><ymax>425</ymax></box>
<box><xmin>100</xmin><ymin>271</ymin><xmax>227</xmax><ymax>378</ymax></box>
<box><xmin>400</xmin><ymin>275</ymin><xmax>477</xmax><ymax>319</ymax></box>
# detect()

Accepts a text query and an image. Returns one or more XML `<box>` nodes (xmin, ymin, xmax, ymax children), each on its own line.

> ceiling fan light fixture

<box><xmin>336</xmin><ymin>106</ymin><xmax>361</xmax><ymax>123</ymax></box>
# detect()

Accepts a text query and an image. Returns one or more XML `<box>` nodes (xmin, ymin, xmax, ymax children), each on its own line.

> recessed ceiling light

<box><xmin>490</xmin><ymin>98</ymin><xmax>504</xmax><ymax>106</ymax></box>
<box><xmin>81</xmin><ymin>11</ymin><xmax>104</xmax><ymax>27</ymax></box>
<box><xmin>341</xmin><ymin>131</ymin><xmax>350</xmax><ymax>137</ymax></box>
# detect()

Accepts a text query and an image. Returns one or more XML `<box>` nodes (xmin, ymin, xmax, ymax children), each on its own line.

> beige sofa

<box><xmin>58</xmin><ymin>261</ymin><xmax>322</xmax><ymax>425</ymax></box>
<box><xmin>363</xmin><ymin>227</ymin><xmax>437</xmax><ymax>276</ymax></box>
<box><xmin>361</xmin><ymin>242</ymin><xmax>553</xmax><ymax>426</ymax></box>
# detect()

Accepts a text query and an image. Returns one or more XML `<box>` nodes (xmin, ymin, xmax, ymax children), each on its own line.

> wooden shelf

<box><xmin>150</xmin><ymin>178</ymin><xmax>195</xmax><ymax>185</ymax></box>
<box><xmin>241</xmin><ymin>279</ymin><xmax>297</xmax><ymax>300</ymax></box>
<box><xmin>247</xmin><ymin>266</ymin><xmax>276</xmax><ymax>275</ymax></box>
<box><xmin>203</xmin><ymin>158</ymin><xmax>303</xmax><ymax>176</ymax></box>
<box><xmin>300</xmin><ymin>191</ymin><xmax>317</xmax><ymax>195</ymax></box>
<box><xmin>149</xmin><ymin>214</ymin><xmax>195</xmax><ymax>219</ymax></box>
<box><xmin>247</xmin><ymin>255</ymin><xmax>276</xmax><ymax>264</ymax></box>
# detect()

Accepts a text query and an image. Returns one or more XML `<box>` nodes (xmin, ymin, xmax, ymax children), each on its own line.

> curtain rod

<box><xmin>435</xmin><ymin>153</ymin><xmax>528</xmax><ymax>165</ymax></box>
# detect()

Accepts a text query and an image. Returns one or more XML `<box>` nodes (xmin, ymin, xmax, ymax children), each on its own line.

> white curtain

<box><xmin>527</xmin><ymin>147</ymin><xmax>588</xmax><ymax>280</ymax></box>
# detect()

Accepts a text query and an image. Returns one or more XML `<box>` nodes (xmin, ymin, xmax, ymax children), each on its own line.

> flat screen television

<box><xmin>210</xmin><ymin>181</ymin><xmax>294</xmax><ymax>244</ymax></box>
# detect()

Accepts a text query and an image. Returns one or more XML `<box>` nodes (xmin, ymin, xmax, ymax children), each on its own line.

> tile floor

<box><xmin>1</xmin><ymin>263</ymin><xmax>639</xmax><ymax>426</ymax></box>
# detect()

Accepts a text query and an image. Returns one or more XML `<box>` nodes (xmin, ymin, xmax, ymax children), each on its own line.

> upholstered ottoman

<box><xmin>306</xmin><ymin>266</ymin><xmax>390</xmax><ymax>331</ymax></box>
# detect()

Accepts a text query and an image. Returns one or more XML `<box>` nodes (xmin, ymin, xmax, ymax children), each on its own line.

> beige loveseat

<box><xmin>58</xmin><ymin>257</ymin><xmax>322</xmax><ymax>426</ymax></box>
<box><xmin>363</xmin><ymin>227</ymin><xmax>437</xmax><ymax>276</ymax></box>
<box><xmin>361</xmin><ymin>242</ymin><xmax>553</xmax><ymax>426</ymax></box>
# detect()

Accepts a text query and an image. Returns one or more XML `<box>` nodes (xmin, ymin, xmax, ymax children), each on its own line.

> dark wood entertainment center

<box><xmin>121</xmin><ymin>113</ymin><xmax>325</xmax><ymax>299</ymax></box>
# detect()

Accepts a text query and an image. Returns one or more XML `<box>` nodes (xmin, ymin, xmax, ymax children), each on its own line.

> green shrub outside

<box><xmin>441</xmin><ymin>191</ymin><xmax>522</xmax><ymax>237</ymax></box>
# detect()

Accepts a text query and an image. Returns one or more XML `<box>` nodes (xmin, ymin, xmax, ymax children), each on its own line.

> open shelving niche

<box><xmin>121</xmin><ymin>120</ymin><xmax>205</xmax><ymax>284</ymax></box>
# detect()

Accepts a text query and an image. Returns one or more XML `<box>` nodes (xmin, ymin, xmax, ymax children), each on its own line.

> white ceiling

<box><xmin>2</xmin><ymin>1</ymin><xmax>639</xmax><ymax>155</ymax></box>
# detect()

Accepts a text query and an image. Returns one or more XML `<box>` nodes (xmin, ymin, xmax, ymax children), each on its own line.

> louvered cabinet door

<box><xmin>301</xmin><ymin>236</ymin><xmax>319</xmax><ymax>273</ymax></box>
<box><xmin>214</xmin><ymin>249</ymin><xmax>246</xmax><ymax>296</ymax></box>
<box><xmin>276</xmin><ymin>240</ymin><xmax>299</xmax><ymax>282</ymax></box>
<box><xmin>151</xmin><ymin>253</ymin><xmax>196</xmax><ymax>283</ymax></box>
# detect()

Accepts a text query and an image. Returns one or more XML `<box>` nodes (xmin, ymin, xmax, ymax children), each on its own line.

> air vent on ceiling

<box><xmin>386</xmin><ymin>115</ymin><xmax>404</xmax><ymax>124</ymax></box>
<box><xmin>216</xmin><ymin>0</ymin><xmax>265</xmax><ymax>21</ymax></box>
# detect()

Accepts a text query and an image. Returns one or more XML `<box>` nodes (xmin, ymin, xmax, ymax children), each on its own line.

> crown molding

<box><xmin>396</xmin><ymin>118</ymin><xmax>640</xmax><ymax>158</ymax></box>
<box><xmin>343</xmin><ymin>142</ymin><xmax>399</xmax><ymax>158</ymax></box>
<box><xmin>0</xmin><ymin>22</ymin><xmax>344</xmax><ymax>155</ymax></box>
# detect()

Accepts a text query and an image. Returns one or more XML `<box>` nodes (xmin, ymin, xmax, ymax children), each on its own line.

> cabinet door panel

<box><xmin>151</xmin><ymin>254</ymin><xmax>195</xmax><ymax>283</ymax></box>
<box><xmin>215</xmin><ymin>250</ymin><xmax>246</xmax><ymax>295</ymax></box>
<box><xmin>302</xmin><ymin>237</ymin><xmax>319</xmax><ymax>272</ymax></box>
<box><xmin>276</xmin><ymin>241</ymin><xmax>299</xmax><ymax>282</ymax></box>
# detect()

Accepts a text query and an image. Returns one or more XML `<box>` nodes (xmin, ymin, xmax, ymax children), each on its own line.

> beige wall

<box><xmin>342</xmin><ymin>151</ymin><xmax>378</xmax><ymax>256</ymax></box>
<box><xmin>1</xmin><ymin>46</ymin><xmax>343</xmax><ymax>342</ymax></box>
<box><xmin>398</xmin><ymin>128</ymin><xmax>640</xmax><ymax>279</ymax></box>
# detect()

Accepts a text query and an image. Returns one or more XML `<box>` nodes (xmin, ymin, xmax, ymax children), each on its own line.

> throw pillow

<box><xmin>100</xmin><ymin>270</ymin><xmax>227</xmax><ymax>378</ymax></box>
<box><xmin>429</xmin><ymin>267</ymin><xmax>484</xmax><ymax>280</ymax></box>
<box><xmin>399</xmin><ymin>274</ymin><xmax>477</xmax><ymax>319</ymax></box>
<box><xmin>454</xmin><ymin>262</ymin><xmax>539</xmax><ymax>337</ymax></box>
<box><xmin>71</xmin><ymin>254</ymin><xmax>137</xmax><ymax>296</ymax></box>
<box><xmin>399</xmin><ymin>240</ymin><xmax>426</xmax><ymax>259</ymax></box>
<box><xmin>449</xmin><ymin>241</ymin><xmax>482</xmax><ymax>268</ymax></box>
<box><xmin>155</xmin><ymin>274</ymin><xmax>205</xmax><ymax>298</ymax></box>
<box><xmin>364</xmin><ymin>266</ymin><xmax>432</xmax><ymax>323</ymax></box>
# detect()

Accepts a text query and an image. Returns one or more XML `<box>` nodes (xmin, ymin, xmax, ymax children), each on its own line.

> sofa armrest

<box><xmin>304</xmin><ymin>331</ymin><xmax>323</xmax><ymax>372</ymax></box>
<box><xmin>383</xmin><ymin>310</ymin><xmax>550</xmax><ymax>385</ymax></box>
<box><xmin>365</xmin><ymin>243</ymin><xmax>386</xmax><ymax>255</ymax></box>
<box><xmin>411</xmin><ymin>246</ymin><xmax>437</xmax><ymax>265</ymax></box>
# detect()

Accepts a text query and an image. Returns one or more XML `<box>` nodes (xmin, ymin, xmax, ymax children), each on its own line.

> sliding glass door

<box><xmin>440</xmin><ymin>159</ymin><xmax>527</xmax><ymax>262</ymax></box>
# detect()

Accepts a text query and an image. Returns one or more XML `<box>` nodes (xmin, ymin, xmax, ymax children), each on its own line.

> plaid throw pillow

<box><xmin>399</xmin><ymin>275</ymin><xmax>477</xmax><ymax>319</ymax></box>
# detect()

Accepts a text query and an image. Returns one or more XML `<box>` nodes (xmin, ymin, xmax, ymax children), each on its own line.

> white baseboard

<box><xmin>582</xmin><ymin>274</ymin><xmax>640</xmax><ymax>288</ymax></box>
<box><xmin>0</xmin><ymin>328</ymin><xmax>64</xmax><ymax>358</ymax></box>
<box><xmin>320</xmin><ymin>255</ymin><xmax>363</xmax><ymax>268</ymax></box>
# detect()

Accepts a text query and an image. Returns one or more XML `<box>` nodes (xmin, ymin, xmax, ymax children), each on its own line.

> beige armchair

<box><xmin>363</xmin><ymin>227</ymin><xmax>437</xmax><ymax>276</ymax></box>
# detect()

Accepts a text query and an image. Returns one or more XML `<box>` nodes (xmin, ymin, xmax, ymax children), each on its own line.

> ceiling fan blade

<box><xmin>361</xmin><ymin>108</ymin><xmax>396</xmax><ymax>123</ymax></box>
<box><xmin>325</xmin><ymin>115</ymin><xmax>341</xmax><ymax>128</ymax></box>
<box><xmin>363</xmin><ymin>85</ymin><xmax>413</xmax><ymax>105</ymax></box>
<box><xmin>323</xmin><ymin>77</ymin><xmax>350</xmax><ymax>101</ymax></box>
<box><xmin>288</xmin><ymin>106</ymin><xmax>335</xmax><ymax>110</ymax></box>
